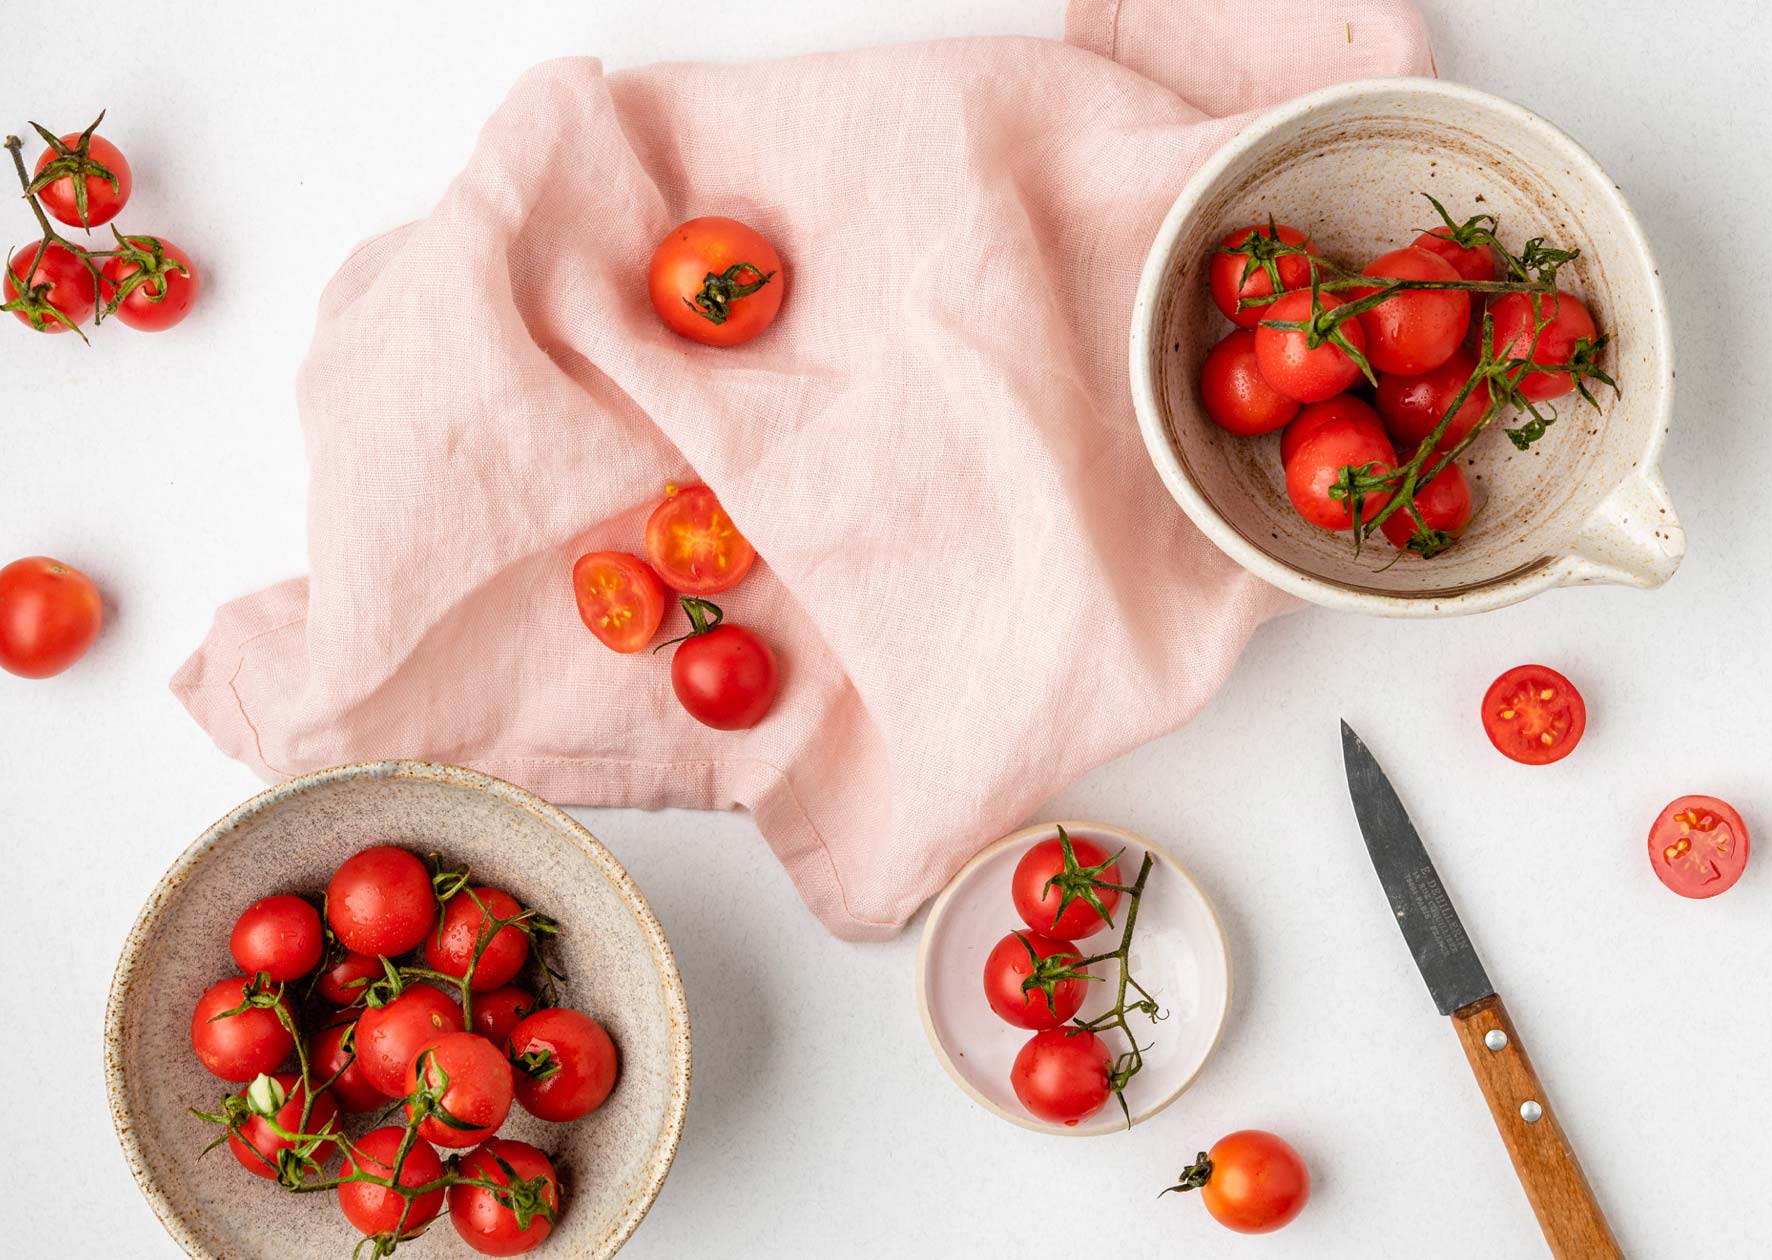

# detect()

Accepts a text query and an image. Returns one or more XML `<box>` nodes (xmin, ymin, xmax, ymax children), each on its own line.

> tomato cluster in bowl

<box><xmin>1199</xmin><ymin>202</ymin><xmax>1611</xmax><ymax>559</ymax></box>
<box><xmin>189</xmin><ymin>844</ymin><xmax>618</xmax><ymax>1256</ymax></box>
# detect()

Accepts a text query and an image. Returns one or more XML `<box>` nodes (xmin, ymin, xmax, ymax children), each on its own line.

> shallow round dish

<box><xmin>917</xmin><ymin>821</ymin><xmax>1230</xmax><ymax>1136</ymax></box>
<box><xmin>1131</xmin><ymin>77</ymin><xmax>1682</xmax><ymax>617</ymax></box>
<box><xmin>105</xmin><ymin>760</ymin><xmax>691</xmax><ymax>1260</ymax></box>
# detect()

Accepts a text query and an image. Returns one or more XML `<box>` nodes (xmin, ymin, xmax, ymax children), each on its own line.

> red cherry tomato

<box><xmin>1279</xmin><ymin>395</ymin><xmax>1386</xmax><ymax>469</ymax></box>
<box><xmin>982</xmin><ymin>931</ymin><xmax>1089</xmax><ymax>1030</ymax></box>
<box><xmin>1648</xmin><ymin>796</ymin><xmax>1750</xmax><ymax>900</ymax></box>
<box><xmin>326</xmin><ymin>845</ymin><xmax>438</xmax><ymax>958</ymax></box>
<box><xmin>225</xmin><ymin>1073</ymin><xmax>340</xmax><ymax>1180</ymax></box>
<box><xmin>509</xmin><ymin>1007</ymin><xmax>620</xmax><ymax>1123</ymax></box>
<box><xmin>1381</xmin><ymin>463</ymin><xmax>1473</xmax><ymax>552</ymax></box>
<box><xmin>354</xmin><ymin>984</ymin><xmax>465</xmax><ymax>1097</ymax></box>
<box><xmin>405</xmin><ymin>1032</ymin><xmax>514</xmax><ymax>1149</ymax></box>
<box><xmin>473</xmin><ymin>986</ymin><xmax>535</xmax><ymax>1047</ymax></box>
<box><xmin>190</xmin><ymin>976</ymin><xmax>295</xmax><ymax>1082</ymax></box>
<box><xmin>648</xmin><ymin>216</ymin><xmax>784</xmax><ymax>347</ymax></box>
<box><xmin>1413</xmin><ymin>225</ymin><xmax>1496</xmax><ymax>320</ymax></box>
<box><xmin>644</xmin><ymin>484</ymin><xmax>758</xmax><ymax>596</ymax></box>
<box><xmin>1167</xmin><ymin>1130</ymin><xmax>1311</xmax><ymax>1234</ymax></box>
<box><xmin>230</xmin><ymin>894</ymin><xmax>324</xmax><ymax>983</ymax></box>
<box><xmin>100</xmin><ymin>236</ymin><xmax>199</xmax><ymax>331</ymax></box>
<box><xmin>1487</xmin><ymin>289</ymin><xmax>1600</xmax><ymax>403</ymax></box>
<box><xmin>572</xmin><ymin>551</ymin><xmax>667</xmax><ymax>653</ymax></box>
<box><xmin>1254</xmin><ymin>289</ymin><xmax>1368</xmax><ymax>403</ymax></box>
<box><xmin>4</xmin><ymin>243</ymin><xmax>97</xmax><ymax>333</ymax></box>
<box><xmin>670</xmin><ymin>602</ymin><xmax>779</xmax><ymax>730</ymax></box>
<box><xmin>1199</xmin><ymin>329</ymin><xmax>1299</xmax><ymax>436</ymax></box>
<box><xmin>310</xmin><ymin>1018</ymin><xmax>392</xmax><ymax>1113</ymax></box>
<box><xmin>0</xmin><ymin>556</ymin><xmax>102</xmax><ymax>678</ymax></box>
<box><xmin>1010</xmin><ymin>832</ymin><xmax>1121</xmax><ymax>940</ymax></box>
<box><xmin>422</xmin><ymin>886</ymin><xmax>531</xmax><ymax>992</ymax></box>
<box><xmin>1349</xmin><ymin>247</ymin><xmax>1470</xmax><ymax>375</ymax></box>
<box><xmin>32</xmin><ymin>130</ymin><xmax>132</xmax><ymax>228</ymax></box>
<box><xmin>1480</xmin><ymin>664</ymin><xmax>1586</xmax><ymax>766</ymax></box>
<box><xmin>316</xmin><ymin>951</ymin><xmax>383</xmax><ymax>1007</ymax></box>
<box><xmin>1285</xmin><ymin>422</ymin><xmax>1396</xmax><ymax>531</ymax></box>
<box><xmin>1010</xmin><ymin>1028</ymin><xmax>1113</xmax><ymax>1126</ymax></box>
<box><xmin>1375</xmin><ymin>347</ymin><xmax>1492</xmax><ymax>456</ymax></box>
<box><xmin>338</xmin><ymin>1125</ymin><xmax>447</xmax><ymax>1239</ymax></box>
<box><xmin>449</xmin><ymin>1139</ymin><xmax>561</xmax><ymax>1256</ymax></box>
<box><xmin>1208</xmin><ymin>223</ymin><xmax>1318</xmax><ymax>330</ymax></box>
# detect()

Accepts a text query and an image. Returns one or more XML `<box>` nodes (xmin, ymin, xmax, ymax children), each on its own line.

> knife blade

<box><xmin>1339</xmin><ymin>720</ymin><xmax>1623</xmax><ymax>1260</ymax></box>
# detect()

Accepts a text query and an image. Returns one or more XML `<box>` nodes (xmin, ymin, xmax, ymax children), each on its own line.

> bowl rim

<box><xmin>1128</xmin><ymin>74</ymin><xmax>1676</xmax><ymax>617</ymax></box>
<box><xmin>102</xmin><ymin>758</ymin><xmax>692</xmax><ymax>1260</ymax></box>
<box><xmin>914</xmin><ymin>819</ymin><xmax>1231</xmax><ymax>1136</ymax></box>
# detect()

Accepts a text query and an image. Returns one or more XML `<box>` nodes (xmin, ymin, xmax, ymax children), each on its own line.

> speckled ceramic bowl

<box><xmin>105</xmin><ymin>761</ymin><xmax>690</xmax><ymax>1260</ymax></box>
<box><xmin>1131</xmin><ymin>77</ymin><xmax>1682</xmax><ymax>616</ymax></box>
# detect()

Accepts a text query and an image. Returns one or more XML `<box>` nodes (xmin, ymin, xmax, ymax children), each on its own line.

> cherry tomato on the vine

<box><xmin>449</xmin><ymin>1139</ymin><xmax>562</xmax><ymax>1256</ymax></box>
<box><xmin>405</xmin><ymin>1032</ymin><xmax>515</xmax><ymax>1149</ymax></box>
<box><xmin>1413</xmin><ymin>224</ymin><xmax>1497</xmax><ymax>320</ymax></box>
<box><xmin>1165</xmin><ymin>1130</ymin><xmax>1311</xmax><ymax>1234</ymax></box>
<box><xmin>1487</xmin><ymin>289</ymin><xmax>1600</xmax><ymax>403</ymax></box>
<box><xmin>473</xmin><ymin>986</ymin><xmax>535</xmax><ymax>1047</ymax></box>
<box><xmin>423</xmin><ymin>886</ymin><xmax>531</xmax><ymax>992</ymax></box>
<box><xmin>982</xmin><ymin>931</ymin><xmax>1089</xmax><ymax>1030</ymax></box>
<box><xmin>310</xmin><ymin>1018</ymin><xmax>391</xmax><ymax>1113</ymax></box>
<box><xmin>1010</xmin><ymin>1028</ymin><xmax>1113</xmax><ymax>1126</ymax></box>
<box><xmin>1480</xmin><ymin>664</ymin><xmax>1585</xmax><ymax>766</ymax></box>
<box><xmin>1380</xmin><ymin>463</ymin><xmax>1473</xmax><ymax>553</ymax></box>
<box><xmin>354</xmin><ymin>983</ymin><xmax>465</xmax><ymax>1098</ymax></box>
<box><xmin>326</xmin><ymin>845</ymin><xmax>438</xmax><ymax>958</ymax></box>
<box><xmin>668</xmin><ymin>598</ymin><xmax>778</xmax><ymax>730</ymax></box>
<box><xmin>191</xmin><ymin>976</ymin><xmax>295</xmax><ymax>1082</ymax></box>
<box><xmin>338</xmin><ymin>1125</ymin><xmax>447</xmax><ymax>1240</ymax></box>
<box><xmin>0</xmin><ymin>556</ymin><xmax>102</xmax><ymax>678</ymax></box>
<box><xmin>225</xmin><ymin>1073</ymin><xmax>340</xmax><ymax>1180</ymax></box>
<box><xmin>1208</xmin><ymin>223</ymin><xmax>1318</xmax><ymax>330</ymax></box>
<box><xmin>1349</xmin><ymin>246</ymin><xmax>1469</xmax><ymax>376</ymax></box>
<box><xmin>31</xmin><ymin>128</ymin><xmax>132</xmax><ymax>229</ymax></box>
<box><xmin>100</xmin><ymin>236</ymin><xmax>199</xmax><ymax>332</ymax></box>
<box><xmin>1279</xmin><ymin>395</ymin><xmax>1387</xmax><ymax>470</ymax></box>
<box><xmin>4</xmin><ymin>242</ymin><xmax>97</xmax><ymax>333</ymax></box>
<box><xmin>649</xmin><ymin>216</ymin><xmax>784</xmax><ymax>347</ymax></box>
<box><xmin>1199</xmin><ymin>329</ymin><xmax>1298</xmax><ymax>436</ymax></box>
<box><xmin>572</xmin><ymin>551</ymin><xmax>667</xmax><ymax>653</ymax></box>
<box><xmin>1375</xmin><ymin>347</ymin><xmax>1492</xmax><ymax>456</ymax></box>
<box><xmin>1011</xmin><ymin>832</ymin><xmax>1121</xmax><ymax>940</ymax></box>
<box><xmin>1254</xmin><ymin>289</ymin><xmax>1368</xmax><ymax>403</ymax></box>
<box><xmin>316</xmin><ymin>951</ymin><xmax>383</xmax><ymax>1007</ymax></box>
<box><xmin>230</xmin><ymin>894</ymin><xmax>324</xmax><ymax>983</ymax></box>
<box><xmin>644</xmin><ymin>484</ymin><xmax>758</xmax><ymax>595</ymax></box>
<box><xmin>1648</xmin><ymin>795</ymin><xmax>1750</xmax><ymax>900</ymax></box>
<box><xmin>1285</xmin><ymin>421</ymin><xmax>1396</xmax><ymax>531</ymax></box>
<box><xmin>508</xmin><ymin>1007</ymin><xmax>619</xmax><ymax>1123</ymax></box>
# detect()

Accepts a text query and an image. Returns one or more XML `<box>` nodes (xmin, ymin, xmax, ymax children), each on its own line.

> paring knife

<box><xmin>1340</xmin><ymin>721</ymin><xmax>1622</xmax><ymax>1260</ymax></box>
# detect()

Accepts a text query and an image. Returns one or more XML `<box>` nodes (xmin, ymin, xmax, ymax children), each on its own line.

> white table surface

<box><xmin>2</xmin><ymin>2</ymin><xmax>1761</xmax><ymax>1256</ymax></box>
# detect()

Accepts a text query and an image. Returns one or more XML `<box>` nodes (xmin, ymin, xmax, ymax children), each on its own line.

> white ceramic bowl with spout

<box><xmin>1130</xmin><ymin>77</ymin><xmax>1681</xmax><ymax>617</ymax></box>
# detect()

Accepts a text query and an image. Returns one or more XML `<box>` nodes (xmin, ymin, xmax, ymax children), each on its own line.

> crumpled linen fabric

<box><xmin>174</xmin><ymin>0</ymin><xmax>1433</xmax><ymax>940</ymax></box>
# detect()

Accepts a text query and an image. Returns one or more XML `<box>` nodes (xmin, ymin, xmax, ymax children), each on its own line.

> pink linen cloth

<box><xmin>174</xmin><ymin>0</ymin><xmax>1432</xmax><ymax>940</ymax></box>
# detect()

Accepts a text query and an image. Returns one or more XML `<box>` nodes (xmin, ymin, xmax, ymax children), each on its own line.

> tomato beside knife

<box><xmin>1481</xmin><ymin>664</ymin><xmax>1586</xmax><ymax>766</ymax></box>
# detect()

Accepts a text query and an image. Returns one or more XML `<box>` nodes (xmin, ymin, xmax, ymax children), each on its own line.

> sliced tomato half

<box><xmin>1648</xmin><ymin>796</ymin><xmax>1750</xmax><ymax>899</ymax></box>
<box><xmin>572</xmin><ymin>551</ymin><xmax>667</xmax><ymax>652</ymax></box>
<box><xmin>1480</xmin><ymin>664</ymin><xmax>1586</xmax><ymax>766</ymax></box>
<box><xmin>644</xmin><ymin>483</ymin><xmax>758</xmax><ymax>595</ymax></box>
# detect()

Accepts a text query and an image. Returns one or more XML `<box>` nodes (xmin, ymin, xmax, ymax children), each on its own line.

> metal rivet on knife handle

<box><xmin>1485</xmin><ymin>1029</ymin><xmax>1508</xmax><ymax>1052</ymax></box>
<box><xmin>1521</xmin><ymin>1100</ymin><xmax>1544</xmax><ymax>1124</ymax></box>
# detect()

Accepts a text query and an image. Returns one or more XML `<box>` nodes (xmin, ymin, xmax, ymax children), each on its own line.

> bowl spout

<box><xmin>1556</xmin><ymin>470</ymin><xmax>1684</xmax><ymax>589</ymax></box>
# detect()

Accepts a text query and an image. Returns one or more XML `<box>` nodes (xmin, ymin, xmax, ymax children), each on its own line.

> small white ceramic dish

<box><xmin>1130</xmin><ymin>77</ymin><xmax>1682</xmax><ymax>617</ymax></box>
<box><xmin>917</xmin><ymin>821</ymin><xmax>1230</xmax><ymax>1136</ymax></box>
<box><xmin>105</xmin><ymin>761</ymin><xmax>691</xmax><ymax>1260</ymax></box>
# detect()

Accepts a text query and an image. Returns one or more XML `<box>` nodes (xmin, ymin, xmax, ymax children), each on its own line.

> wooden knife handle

<box><xmin>1451</xmin><ymin>994</ymin><xmax>1623</xmax><ymax>1259</ymax></box>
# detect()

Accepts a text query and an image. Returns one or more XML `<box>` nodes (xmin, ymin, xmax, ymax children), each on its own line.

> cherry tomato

<box><xmin>644</xmin><ymin>484</ymin><xmax>758</xmax><ymax>595</ymax></box>
<box><xmin>230</xmin><ymin>894</ymin><xmax>324</xmax><ymax>983</ymax></box>
<box><xmin>4</xmin><ymin>243</ymin><xmax>97</xmax><ymax>333</ymax></box>
<box><xmin>1279</xmin><ymin>395</ymin><xmax>1386</xmax><ymax>469</ymax></box>
<box><xmin>982</xmin><ymin>931</ymin><xmax>1089</xmax><ymax>1030</ymax></box>
<box><xmin>1487</xmin><ymin>289</ymin><xmax>1600</xmax><ymax>403</ymax></box>
<box><xmin>100</xmin><ymin>236</ymin><xmax>199</xmax><ymax>332</ymax></box>
<box><xmin>1648</xmin><ymin>796</ymin><xmax>1750</xmax><ymax>900</ymax></box>
<box><xmin>670</xmin><ymin>604</ymin><xmax>779</xmax><ymax>730</ymax></box>
<box><xmin>1348</xmin><ymin>247</ymin><xmax>1469</xmax><ymax>375</ymax></box>
<box><xmin>508</xmin><ymin>1007</ymin><xmax>619</xmax><ymax>1123</ymax></box>
<box><xmin>571</xmin><ymin>551</ymin><xmax>667</xmax><ymax>653</ymax></box>
<box><xmin>32</xmin><ymin>130</ymin><xmax>131</xmax><ymax>228</ymax></box>
<box><xmin>225</xmin><ymin>1073</ymin><xmax>340</xmax><ymax>1180</ymax></box>
<box><xmin>648</xmin><ymin>216</ymin><xmax>784</xmax><ymax>347</ymax></box>
<box><xmin>191</xmin><ymin>976</ymin><xmax>295</xmax><ymax>1082</ymax></box>
<box><xmin>316</xmin><ymin>951</ymin><xmax>383</xmax><ymax>1007</ymax></box>
<box><xmin>1199</xmin><ymin>329</ymin><xmax>1299</xmax><ymax>436</ymax></box>
<box><xmin>473</xmin><ymin>986</ymin><xmax>535</xmax><ymax>1047</ymax></box>
<box><xmin>355</xmin><ymin>984</ymin><xmax>465</xmax><ymax>1098</ymax></box>
<box><xmin>0</xmin><ymin>556</ymin><xmax>102</xmax><ymax>678</ymax></box>
<box><xmin>1480</xmin><ymin>664</ymin><xmax>1586</xmax><ymax>766</ymax></box>
<box><xmin>310</xmin><ymin>1018</ymin><xmax>391</xmax><ymax>1113</ymax></box>
<box><xmin>423</xmin><ymin>887</ymin><xmax>530</xmax><ymax>992</ymax></box>
<box><xmin>1285</xmin><ymin>422</ymin><xmax>1396</xmax><ymax>531</ymax></box>
<box><xmin>338</xmin><ymin>1125</ymin><xmax>447</xmax><ymax>1239</ymax></box>
<box><xmin>1010</xmin><ymin>1028</ymin><xmax>1113</xmax><ymax>1126</ymax></box>
<box><xmin>1011</xmin><ymin>833</ymin><xmax>1121</xmax><ymax>940</ymax></box>
<box><xmin>405</xmin><ymin>1032</ymin><xmax>514</xmax><ymax>1149</ymax></box>
<box><xmin>1381</xmin><ymin>463</ymin><xmax>1473</xmax><ymax>552</ymax></box>
<box><xmin>1253</xmin><ymin>290</ymin><xmax>1368</xmax><ymax>403</ymax></box>
<box><xmin>1375</xmin><ymin>347</ymin><xmax>1491</xmax><ymax>456</ymax></box>
<box><xmin>1166</xmin><ymin>1130</ymin><xmax>1311</xmax><ymax>1234</ymax></box>
<box><xmin>449</xmin><ymin>1139</ymin><xmax>561</xmax><ymax>1256</ymax></box>
<box><xmin>1208</xmin><ymin>223</ymin><xmax>1318</xmax><ymax>330</ymax></box>
<box><xmin>326</xmin><ymin>845</ymin><xmax>438</xmax><ymax>958</ymax></box>
<box><xmin>1413</xmin><ymin>225</ymin><xmax>1496</xmax><ymax>321</ymax></box>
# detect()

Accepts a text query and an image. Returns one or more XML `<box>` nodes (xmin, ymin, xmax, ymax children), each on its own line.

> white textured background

<box><xmin>1</xmin><ymin>2</ymin><xmax>1762</xmax><ymax>1255</ymax></box>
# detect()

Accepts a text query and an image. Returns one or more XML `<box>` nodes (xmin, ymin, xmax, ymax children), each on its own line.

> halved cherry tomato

<box><xmin>1486</xmin><ymin>290</ymin><xmax>1599</xmax><ymax>403</ymax></box>
<box><xmin>1200</xmin><ymin>329</ymin><xmax>1298</xmax><ymax>436</ymax></box>
<box><xmin>1648</xmin><ymin>796</ymin><xmax>1750</xmax><ymax>899</ymax></box>
<box><xmin>1375</xmin><ymin>347</ymin><xmax>1492</xmax><ymax>456</ymax></box>
<box><xmin>1381</xmin><ymin>463</ymin><xmax>1473</xmax><ymax>553</ymax></box>
<box><xmin>1254</xmin><ymin>290</ymin><xmax>1368</xmax><ymax>403</ymax></box>
<box><xmin>1208</xmin><ymin>224</ymin><xmax>1318</xmax><ymax>330</ymax></box>
<box><xmin>649</xmin><ymin>216</ymin><xmax>784</xmax><ymax>347</ymax></box>
<box><xmin>982</xmin><ymin>930</ymin><xmax>1089</xmax><ymax>1030</ymax></box>
<box><xmin>644</xmin><ymin>484</ymin><xmax>757</xmax><ymax>595</ymax></box>
<box><xmin>1480</xmin><ymin>664</ymin><xmax>1585</xmax><ymax>766</ymax></box>
<box><xmin>1279</xmin><ymin>395</ymin><xmax>1386</xmax><ymax>469</ymax></box>
<box><xmin>1348</xmin><ymin>247</ymin><xmax>1469</xmax><ymax>376</ymax></box>
<box><xmin>1284</xmin><ymin>421</ymin><xmax>1395</xmax><ymax>531</ymax></box>
<box><xmin>572</xmin><ymin>551</ymin><xmax>666</xmax><ymax>653</ymax></box>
